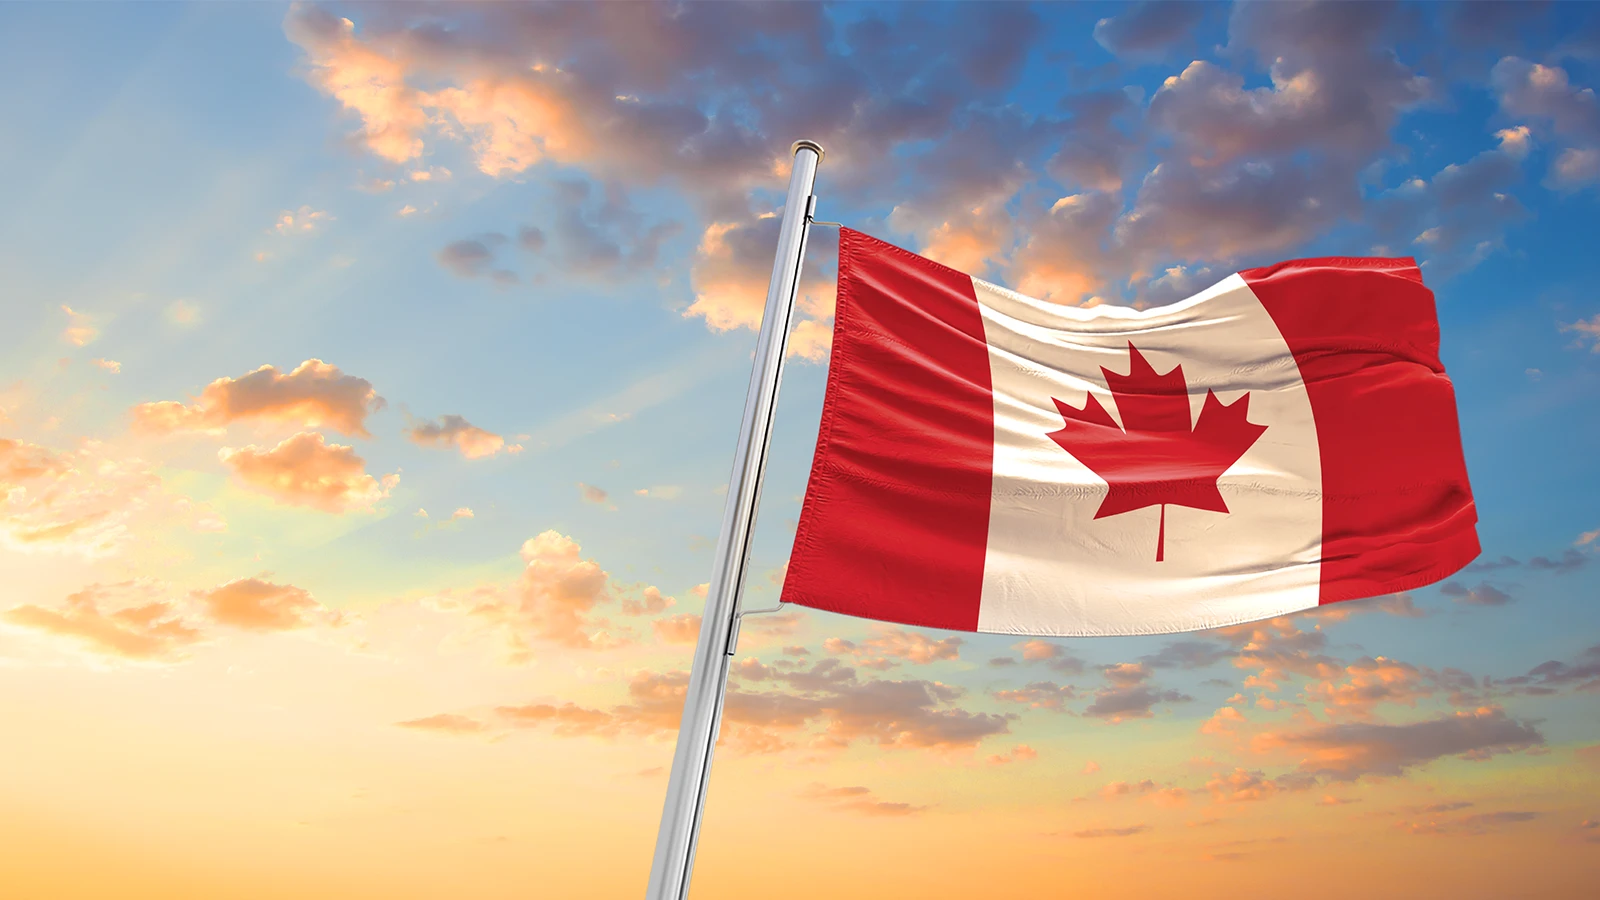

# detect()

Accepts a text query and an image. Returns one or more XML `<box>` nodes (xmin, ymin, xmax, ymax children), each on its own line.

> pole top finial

<box><xmin>791</xmin><ymin>140</ymin><xmax>825</xmax><ymax>162</ymax></box>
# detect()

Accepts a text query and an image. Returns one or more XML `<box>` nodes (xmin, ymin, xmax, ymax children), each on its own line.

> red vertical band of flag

<box><xmin>1242</xmin><ymin>258</ymin><xmax>1480</xmax><ymax>602</ymax></box>
<box><xmin>782</xmin><ymin>229</ymin><xmax>992</xmax><ymax>630</ymax></box>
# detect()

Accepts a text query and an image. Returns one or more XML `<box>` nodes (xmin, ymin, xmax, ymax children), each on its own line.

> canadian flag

<box><xmin>780</xmin><ymin>229</ymin><xmax>1479</xmax><ymax>636</ymax></box>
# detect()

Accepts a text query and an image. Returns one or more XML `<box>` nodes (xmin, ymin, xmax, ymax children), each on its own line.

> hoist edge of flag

<box><xmin>781</xmin><ymin>228</ymin><xmax>993</xmax><ymax>631</ymax></box>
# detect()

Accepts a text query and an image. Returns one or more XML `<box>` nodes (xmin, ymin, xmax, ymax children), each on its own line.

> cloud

<box><xmin>528</xmin><ymin>180</ymin><xmax>683</xmax><ymax>281</ymax></box>
<box><xmin>274</xmin><ymin>205</ymin><xmax>332</xmax><ymax>234</ymax></box>
<box><xmin>576</xmin><ymin>482</ymin><xmax>613</xmax><ymax>509</ymax></box>
<box><xmin>505</xmin><ymin>531</ymin><xmax>625</xmax><ymax>650</ymax></box>
<box><xmin>652</xmin><ymin>614</ymin><xmax>701</xmax><ymax>645</ymax></box>
<box><xmin>198</xmin><ymin>577</ymin><xmax>325</xmax><ymax>632</ymax></box>
<box><xmin>1100</xmin><ymin>779</ymin><xmax>1158</xmax><ymax>799</ymax></box>
<box><xmin>0</xmin><ymin>438</ymin><xmax>222</xmax><ymax>557</ymax></box>
<box><xmin>91</xmin><ymin>358</ymin><xmax>121</xmax><ymax>374</ymax></box>
<box><xmin>1200</xmin><ymin>706</ymin><xmax>1247</xmax><ymax>736</ymax></box>
<box><xmin>720</xmin><ymin>657</ymin><xmax>1013</xmax><ymax>752</ymax></box>
<box><xmin>283</xmin><ymin>3</ymin><xmax>1067</xmax><ymax>339</ymax></box>
<box><xmin>1367</xmin><ymin>140</ymin><xmax>1531</xmax><ymax>276</ymax></box>
<box><xmin>800</xmin><ymin>783</ymin><xmax>929</xmax><ymax>817</ymax></box>
<box><xmin>1082</xmin><ymin>662</ymin><xmax>1191</xmax><ymax>722</ymax></box>
<box><xmin>396</xmin><ymin>713</ymin><xmax>489</xmax><ymax>735</ymax></box>
<box><xmin>1141</xmin><ymin>640</ymin><xmax>1231</xmax><ymax>670</ymax></box>
<box><xmin>1203</xmin><ymin>767</ymin><xmax>1317</xmax><ymax>804</ymax></box>
<box><xmin>219</xmin><ymin>432</ymin><xmax>398</xmax><ymax>513</ymax></box>
<box><xmin>1400</xmin><ymin>810</ymin><xmax>1541</xmax><ymax>836</ymax></box>
<box><xmin>1211</xmin><ymin>616</ymin><xmax>1341</xmax><ymax>692</ymax></box>
<box><xmin>1012</xmin><ymin>638</ymin><xmax>1086</xmax><ymax>674</ymax></box>
<box><xmin>822</xmin><ymin>626</ymin><xmax>963</xmax><ymax>669</ymax></box>
<box><xmin>1253</xmin><ymin>707</ymin><xmax>1544</xmax><ymax>780</ymax></box>
<box><xmin>283</xmin><ymin>7</ymin><xmax>428</xmax><ymax>163</ymax></box>
<box><xmin>130</xmin><ymin>359</ymin><xmax>383</xmax><ymax>437</ymax></box>
<box><xmin>1098</xmin><ymin>2</ymin><xmax>1454</xmax><ymax>279</ymax></box>
<box><xmin>1491</xmin><ymin>57</ymin><xmax>1600</xmax><ymax>190</ymax></box>
<box><xmin>1072</xmin><ymin>825</ymin><xmax>1149</xmax><ymax>839</ymax></box>
<box><xmin>60</xmin><ymin>304</ymin><xmax>97</xmax><ymax>346</ymax></box>
<box><xmin>686</xmin><ymin>212</ymin><xmax>837</xmax><ymax>359</ymax></box>
<box><xmin>1504</xmin><ymin>644</ymin><xmax>1600</xmax><ymax>693</ymax></box>
<box><xmin>1093</xmin><ymin>2</ymin><xmax>1207</xmax><ymax>59</ymax></box>
<box><xmin>1548</xmin><ymin>148</ymin><xmax>1600</xmax><ymax>190</ymax></box>
<box><xmin>1007</xmin><ymin>190</ymin><xmax>1122</xmax><ymax>304</ymax></box>
<box><xmin>1306</xmin><ymin>593</ymin><xmax>1426</xmax><ymax>622</ymax></box>
<box><xmin>1565</xmin><ymin>313</ymin><xmax>1600</xmax><ymax>353</ymax></box>
<box><xmin>993</xmin><ymin>681</ymin><xmax>1076</xmax><ymax>711</ymax></box>
<box><xmin>620</xmin><ymin>586</ymin><xmax>672</xmax><ymax>617</ymax></box>
<box><xmin>517</xmin><ymin>226</ymin><xmax>546</xmax><ymax>253</ymax></box>
<box><xmin>1527</xmin><ymin>548</ymin><xmax>1589</xmax><ymax>574</ymax></box>
<box><xmin>489</xmin><ymin>670</ymin><xmax>696</xmax><ymax>743</ymax></box>
<box><xmin>986</xmin><ymin>744</ymin><xmax>1038</xmax><ymax>765</ymax></box>
<box><xmin>405</xmin><ymin>414</ymin><xmax>521</xmax><ymax>459</ymax></box>
<box><xmin>1440</xmin><ymin>581</ymin><xmax>1514</xmax><ymax>606</ymax></box>
<box><xmin>1304</xmin><ymin>656</ymin><xmax>1434</xmax><ymax>720</ymax></box>
<box><xmin>436</xmin><ymin>233</ymin><xmax>517</xmax><ymax>284</ymax></box>
<box><xmin>2</xmin><ymin>583</ymin><xmax>200</xmax><ymax>662</ymax></box>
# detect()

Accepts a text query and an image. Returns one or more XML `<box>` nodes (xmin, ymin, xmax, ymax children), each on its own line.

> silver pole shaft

<box><xmin>645</xmin><ymin>140</ymin><xmax>823</xmax><ymax>900</ymax></box>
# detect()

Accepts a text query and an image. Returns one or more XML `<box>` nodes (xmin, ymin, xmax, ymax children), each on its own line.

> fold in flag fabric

<box><xmin>780</xmin><ymin>228</ymin><xmax>1479</xmax><ymax>636</ymax></box>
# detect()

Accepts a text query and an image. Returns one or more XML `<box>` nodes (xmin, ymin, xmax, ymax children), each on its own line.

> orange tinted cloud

<box><xmin>132</xmin><ymin>359</ymin><xmax>382</xmax><ymax>436</ymax></box>
<box><xmin>1305</xmin><ymin>656</ymin><xmax>1433</xmax><ymax>720</ymax></box>
<box><xmin>273</xmin><ymin>205</ymin><xmax>332</xmax><ymax>234</ymax></box>
<box><xmin>419</xmin><ymin>532</ymin><xmax>664</xmax><ymax>655</ymax></box>
<box><xmin>1084</xmin><ymin>662</ymin><xmax>1192</xmax><ymax>722</ymax></box>
<box><xmin>800</xmin><ymin>783</ymin><xmax>929</xmax><ymax>817</ymax></box>
<box><xmin>198</xmin><ymin>577</ymin><xmax>325</xmax><ymax>631</ymax></box>
<box><xmin>1202</xmin><ymin>767</ymin><xmax>1316</xmax><ymax>804</ymax></box>
<box><xmin>1252</xmin><ymin>707</ymin><xmax>1544</xmax><ymax>780</ymax></box>
<box><xmin>396</xmin><ymin>714</ymin><xmax>489</xmax><ymax>735</ymax></box>
<box><xmin>620</xmin><ymin>586</ymin><xmax>671</xmax><ymax>617</ymax></box>
<box><xmin>1200</xmin><ymin>706</ymin><xmax>1247</xmax><ymax>735</ymax></box>
<box><xmin>2</xmin><ymin>583</ymin><xmax>200</xmax><ymax>661</ymax></box>
<box><xmin>284</xmin><ymin>8</ymin><xmax>427</xmax><ymax>163</ymax></box>
<box><xmin>1</xmin><ymin>439</ymin><xmax>222</xmax><ymax>556</ymax></box>
<box><xmin>686</xmin><ymin>216</ymin><xmax>836</xmax><ymax>359</ymax></box>
<box><xmin>60</xmin><ymin>304</ymin><xmax>97</xmax><ymax>346</ymax></box>
<box><xmin>512</xmin><ymin>530</ymin><xmax>622</xmax><ymax>649</ymax></box>
<box><xmin>986</xmin><ymin>744</ymin><xmax>1038</xmax><ymax>765</ymax></box>
<box><xmin>493</xmin><ymin>670</ymin><xmax>688</xmax><ymax>739</ymax></box>
<box><xmin>737</xmin><ymin>666</ymin><xmax>1013</xmax><ymax>752</ymax></box>
<box><xmin>1213</xmin><ymin>616</ymin><xmax>1341</xmax><ymax>692</ymax></box>
<box><xmin>823</xmin><ymin>626</ymin><xmax>963</xmax><ymax>669</ymax></box>
<box><xmin>1072</xmin><ymin>824</ymin><xmax>1149</xmax><ymax>839</ymax></box>
<box><xmin>405</xmin><ymin>414</ymin><xmax>521</xmax><ymax>458</ymax></box>
<box><xmin>652</xmin><ymin>614</ymin><xmax>700</xmax><ymax>645</ymax></box>
<box><xmin>1</xmin><ymin>437</ymin><xmax>69</xmax><ymax>483</ymax></box>
<box><xmin>219</xmin><ymin>432</ymin><xmax>398</xmax><ymax>513</ymax></box>
<box><xmin>993</xmin><ymin>681</ymin><xmax>1076</xmax><ymax>711</ymax></box>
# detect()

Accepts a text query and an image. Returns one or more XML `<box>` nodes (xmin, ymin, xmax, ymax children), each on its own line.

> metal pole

<box><xmin>645</xmin><ymin>140</ymin><xmax>824</xmax><ymax>900</ymax></box>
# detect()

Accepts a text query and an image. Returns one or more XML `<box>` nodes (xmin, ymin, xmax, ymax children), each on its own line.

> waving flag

<box><xmin>780</xmin><ymin>228</ymin><xmax>1478</xmax><ymax>636</ymax></box>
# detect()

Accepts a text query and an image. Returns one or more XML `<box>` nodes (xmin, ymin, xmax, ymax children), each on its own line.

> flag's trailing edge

<box><xmin>780</xmin><ymin>228</ymin><xmax>1479</xmax><ymax>637</ymax></box>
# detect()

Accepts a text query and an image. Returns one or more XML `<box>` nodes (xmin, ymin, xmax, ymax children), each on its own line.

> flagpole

<box><xmin>645</xmin><ymin>140</ymin><xmax>824</xmax><ymax>900</ymax></box>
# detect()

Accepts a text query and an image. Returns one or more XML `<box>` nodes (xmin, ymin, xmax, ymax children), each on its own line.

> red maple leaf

<box><xmin>1047</xmin><ymin>343</ymin><xmax>1267</xmax><ymax>562</ymax></box>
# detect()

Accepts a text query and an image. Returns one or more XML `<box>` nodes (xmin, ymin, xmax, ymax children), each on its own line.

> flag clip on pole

<box><xmin>645</xmin><ymin>140</ymin><xmax>824</xmax><ymax>900</ymax></box>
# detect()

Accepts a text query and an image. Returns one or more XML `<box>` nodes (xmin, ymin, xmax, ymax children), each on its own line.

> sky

<box><xmin>0</xmin><ymin>1</ymin><xmax>1597</xmax><ymax>897</ymax></box>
